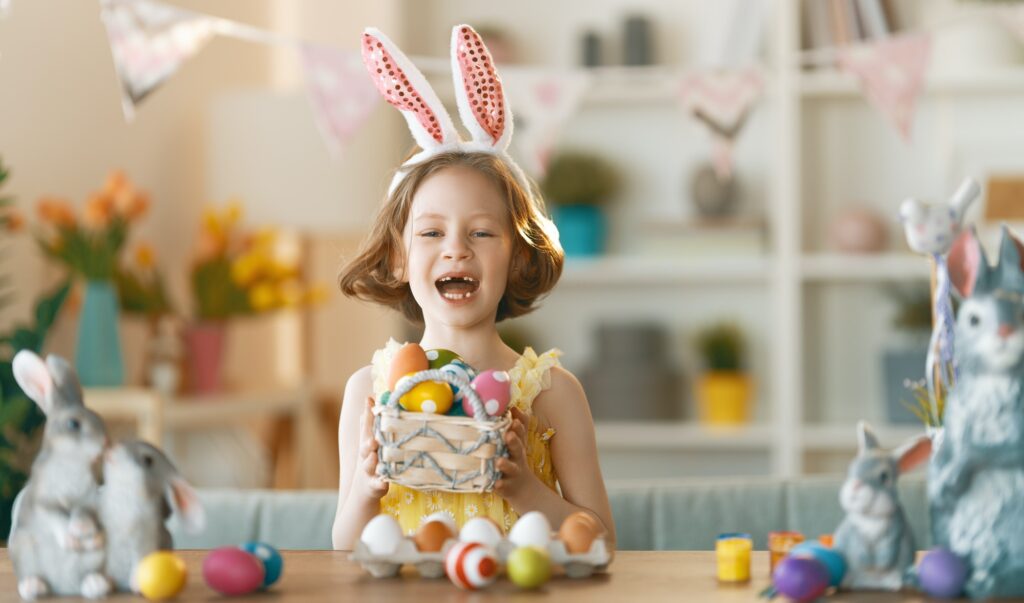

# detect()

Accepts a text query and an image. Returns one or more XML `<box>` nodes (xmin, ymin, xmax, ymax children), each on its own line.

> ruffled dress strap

<box><xmin>508</xmin><ymin>347</ymin><xmax>562</xmax><ymax>412</ymax></box>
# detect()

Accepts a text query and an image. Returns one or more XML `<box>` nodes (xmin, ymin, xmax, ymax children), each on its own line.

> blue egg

<box><xmin>440</xmin><ymin>360</ymin><xmax>477</xmax><ymax>415</ymax></box>
<box><xmin>239</xmin><ymin>541</ymin><xmax>283</xmax><ymax>588</ymax></box>
<box><xmin>789</xmin><ymin>540</ymin><xmax>846</xmax><ymax>588</ymax></box>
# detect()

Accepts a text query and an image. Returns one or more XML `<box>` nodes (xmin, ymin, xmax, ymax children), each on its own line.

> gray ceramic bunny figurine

<box><xmin>834</xmin><ymin>421</ymin><xmax>931</xmax><ymax>591</ymax></box>
<box><xmin>8</xmin><ymin>351</ymin><xmax>112</xmax><ymax>600</ymax></box>
<box><xmin>930</xmin><ymin>225</ymin><xmax>1024</xmax><ymax>599</ymax></box>
<box><xmin>99</xmin><ymin>440</ymin><xmax>205</xmax><ymax>592</ymax></box>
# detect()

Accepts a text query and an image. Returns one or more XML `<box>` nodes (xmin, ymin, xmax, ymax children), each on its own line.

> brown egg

<box><xmin>414</xmin><ymin>520</ymin><xmax>454</xmax><ymax>552</ymax></box>
<box><xmin>558</xmin><ymin>512</ymin><xmax>602</xmax><ymax>554</ymax></box>
<box><xmin>389</xmin><ymin>343</ymin><xmax>429</xmax><ymax>391</ymax></box>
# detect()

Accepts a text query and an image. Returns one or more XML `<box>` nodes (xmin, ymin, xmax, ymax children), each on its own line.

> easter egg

<box><xmin>426</xmin><ymin>348</ymin><xmax>460</xmax><ymax>369</ymax></box>
<box><xmin>399</xmin><ymin>379</ymin><xmax>453</xmax><ymax>414</ymax></box>
<box><xmin>422</xmin><ymin>512</ymin><xmax>458</xmax><ymax>534</ymax></box>
<box><xmin>388</xmin><ymin>343</ymin><xmax>429</xmax><ymax>390</ymax></box>
<box><xmin>558</xmin><ymin>512</ymin><xmax>602</xmax><ymax>554</ymax></box>
<box><xmin>134</xmin><ymin>551</ymin><xmax>187</xmax><ymax>601</ymax></box>
<box><xmin>414</xmin><ymin>520</ymin><xmax>454</xmax><ymax>552</ymax></box>
<box><xmin>445</xmin><ymin>542</ymin><xmax>499</xmax><ymax>590</ymax></box>
<box><xmin>772</xmin><ymin>556</ymin><xmax>829</xmax><ymax>603</ymax></box>
<box><xmin>918</xmin><ymin>547</ymin><xmax>968</xmax><ymax>599</ymax></box>
<box><xmin>459</xmin><ymin>517</ymin><xmax>504</xmax><ymax>549</ymax></box>
<box><xmin>239</xmin><ymin>542</ymin><xmax>283</xmax><ymax>588</ymax></box>
<box><xmin>441</xmin><ymin>359</ymin><xmax>477</xmax><ymax>408</ymax></box>
<box><xmin>360</xmin><ymin>514</ymin><xmax>404</xmax><ymax>556</ymax></box>
<box><xmin>789</xmin><ymin>540</ymin><xmax>846</xmax><ymax>588</ymax></box>
<box><xmin>465</xmin><ymin>370</ymin><xmax>511</xmax><ymax>418</ymax></box>
<box><xmin>203</xmin><ymin>547</ymin><xmax>264</xmax><ymax>597</ymax></box>
<box><xmin>507</xmin><ymin>546</ymin><xmax>552</xmax><ymax>589</ymax></box>
<box><xmin>509</xmin><ymin>511</ymin><xmax>552</xmax><ymax>549</ymax></box>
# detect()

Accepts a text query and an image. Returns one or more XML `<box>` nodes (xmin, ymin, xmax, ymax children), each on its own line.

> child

<box><xmin>331</xmin><ymin>24</ymin><xmax>615</xmax><ymax>551</ymax></box>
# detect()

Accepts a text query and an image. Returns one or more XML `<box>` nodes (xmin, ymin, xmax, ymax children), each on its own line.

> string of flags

<box><xmin>5</xmin><ymin>0</ymin><xmax>1024</xmax><ymax>172</ymax></box>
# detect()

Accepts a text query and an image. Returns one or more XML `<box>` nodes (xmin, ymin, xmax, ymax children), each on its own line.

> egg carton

<box><xmin>352</xmin><ymin>534</ymin><xmax>611</xmax><ymax>580</ymax></box>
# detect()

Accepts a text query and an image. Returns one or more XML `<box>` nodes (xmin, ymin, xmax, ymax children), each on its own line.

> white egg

<box><xmin>459</xmin><ymin>517</ymin><xmax>503</xmax><ymax>549</ymax></box>
<box><xmin>422</xmin><ymin>511</ymin><xmax>457</xmax><ymax>534</ymax></box>
<box><xmin>360</xmin><ymin>514</ymin><xmax>404</xmax><ymax>556</ymax></box>
<box><xmin>508</xmin><ymin>511</ymin><xmax>552</xmax><ymax>549</ymax></box>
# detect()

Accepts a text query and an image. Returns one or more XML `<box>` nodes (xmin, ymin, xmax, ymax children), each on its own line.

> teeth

<box><xmin>442</xmin><ymin>290</ymin><xmax>475</xmax><ymax>300</ymax></box>
<box><xmin>438</xmin><ymin>276</ymin><xmax>477</xmax><ymax>283</ymax></box>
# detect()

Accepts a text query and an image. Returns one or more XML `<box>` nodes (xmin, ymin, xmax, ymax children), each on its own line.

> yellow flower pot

<box><xmin>697</xmin><ymin>372</ymin><xmax>752</xmax><ymax>425</ymax></box>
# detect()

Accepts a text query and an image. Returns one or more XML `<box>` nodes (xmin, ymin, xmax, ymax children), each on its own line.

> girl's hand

<box><xmin>355</xmin><ymin>396</ymin><xmax>389</xmax><ymax>501</ymax></box>
<box><xmin>495</xmin><ymin>407</ymin><xmax>540</xmax><ymax>502</ymax></box>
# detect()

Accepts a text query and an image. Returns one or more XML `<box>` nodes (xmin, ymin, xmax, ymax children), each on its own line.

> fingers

<box><xmin>496</xmin><ymin>457</ymin><xmax>520</xmax><ymax>478</ymax></box>
<box><xmin>504</xmin><ymin>426</ymin><xmax>526</xmax><ymax>461</ymax></box>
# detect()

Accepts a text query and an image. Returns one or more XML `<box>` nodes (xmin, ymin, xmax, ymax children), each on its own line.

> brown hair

<box><xmin>338</xmin><ymin>151</ymin><xmax>564</xmax><ymax>324</ymax></box>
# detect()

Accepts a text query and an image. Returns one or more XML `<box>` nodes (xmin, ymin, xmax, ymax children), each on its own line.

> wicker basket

<box><xmin>373</xmin><ymin>368</ymin><xmax>511</xmax><ymax>493</ymax></box>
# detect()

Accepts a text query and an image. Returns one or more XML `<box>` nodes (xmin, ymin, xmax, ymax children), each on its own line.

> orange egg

<box><xmin>389</xmin><ymin>343</ymin><xmax>429</xmax><ymax>390</ymax></box>
<box><xmin>414</xmin><ymin>520</ymin><xmax>454</xmax><ymax>552</ymax></box>
<box><xmin>558</xmin><ymin>512</ymin><xmax>602</xmax><ymax>554</ymax></box>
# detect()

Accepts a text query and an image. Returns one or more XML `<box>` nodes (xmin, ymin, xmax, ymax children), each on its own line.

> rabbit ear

<box><xmin>997</xmin><ymin>225</ymin><xmax>1024</xmax><ymax>285</ymax></box>
<box><xmin>45</xmin><ymin>355</ymin><xmax>84</xmax><ymax>409</ymax></box>
<box><xmin>898</xmin><ymin>198</ymin><xmax>925</xmax><ymax>224</ymax></box>
<box><xmin>857</xmin><ymin>421</ymin><xmax>880</xmax><ymax>454</ymax></box>
<box><xmin>165</xmin><ymin>475</ymin><xmax>205</xmax><ymax>534</ymax></box>
<box><xmin>949</xmin><ymin>226</ymin><xmax>988</xmax><ymax>298</ymax></box>
<box><xmin>949</xmin><ymin>177</ymin><xmax>980</xmax><ymax>220</ymax></box>
<box><xmin>450</xmin><ymin>24</ymin><xmax>512</xmax><ymax>150</ymax></box>
<box><xmin>362</xmin><ymin>28</ymin><xmax>457</xmax><ymax>150</ymax></box>
<box><xmin>12</xmin><ymin>350</ymin><xmax>56</xmax><ymax>415</ymax></box>
<box><xmin>893</xmin><ymin>434</ymin><xmax>932</xmax><ymax>473</ymax></box>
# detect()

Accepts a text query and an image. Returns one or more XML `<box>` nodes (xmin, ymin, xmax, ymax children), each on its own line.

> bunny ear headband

<box><xmin>361</xmin><ymin>24</ymin><xmax>533</xmax><ymax>200</ymax></box>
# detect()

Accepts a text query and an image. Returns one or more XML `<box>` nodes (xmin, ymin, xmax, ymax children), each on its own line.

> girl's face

<box><xmin>402</xmin><ymin>166</ymin><xmax>514</xmax><ymax>329</ymax></box>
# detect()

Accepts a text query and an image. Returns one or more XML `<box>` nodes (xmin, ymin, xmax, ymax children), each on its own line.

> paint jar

<box><xmin>716</xmin><ymin>533</ymin><xmax>752</xmax><ymax>583</ymax></box>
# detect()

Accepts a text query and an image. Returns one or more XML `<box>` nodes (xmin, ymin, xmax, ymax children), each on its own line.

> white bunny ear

<box><xmin>166</xmin><ymin>476</ymin><xmax>205</xmax><ymax>534</ymax></box>
<box><xmin>857</xmin><ymin>421</ymin><xmax>880</xmax><ymax>454</ymax></box>
<box><xmin>12</xmin><ymin>350</ymin><xmax>55</xmax><ymax>416</ymax></box>
<box><xmin>451</xmin><ymin>24</ymin><xmax>512</xmax><ymax>150</ymax></box>
<box><xmin>362</xmin><ymin>28</ymin><xmax>457</xmax><ymax>150</ymax></box>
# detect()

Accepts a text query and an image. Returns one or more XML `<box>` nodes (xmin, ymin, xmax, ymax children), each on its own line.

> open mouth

<box><xmin>436</xmin><ymin>274</ymin><xmax>480</xmax><ymax>301</ymax></box>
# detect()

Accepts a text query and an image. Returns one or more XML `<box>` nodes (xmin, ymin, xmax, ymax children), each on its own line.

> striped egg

<box><xmin>445</xmin><ymin>542</ymin><xmax>499</xmax><ymax>590</ymax></box>
<box><xmin>440</xmin><ymin>359</ymin><xmax>477</xmax><ymax>415</ymax></box>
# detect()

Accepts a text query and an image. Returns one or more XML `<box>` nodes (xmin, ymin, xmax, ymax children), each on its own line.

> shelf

<box><xmin>800</xmin><ymin>253</ymin><xmax>931</xmax><ymax>282</ymax></box>
<box><xmin>561</xmin><ymin>256</ymin><xmax>773</xmax><ymax>286</ymax></box>
<box><xmin>801</xmin><ymin>68</ymin><xmax>1024</xmax><ymax>98</ymax></box>
<box><xmin>595</xmin><ymin>421</ymin><xmax>774</xmax><ymax>451</ymax></box>
<box><xmin>802</xmin><ymin>423</ymin><xmax>929</xmax><ymax>451</ymax></box>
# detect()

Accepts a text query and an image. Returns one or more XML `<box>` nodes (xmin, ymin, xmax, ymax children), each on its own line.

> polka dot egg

<box><xmin>465</xmin><ymin>370</ymin><xmax>511</xmax><ymax>418</ymax></box>
<box><xmin>425</xmin><ymin>348</ymin><xmax>460</xmax><ymax>369</ymax></box>
<box><xmin>399</xmin><ymin>378</ymin><xmax>453</xmax><ymax>414</ymax></box>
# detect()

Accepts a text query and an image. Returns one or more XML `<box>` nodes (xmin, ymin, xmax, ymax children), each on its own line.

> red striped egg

<box><xmin>445</xmin><ymin>541</ymin><xmax>499</xmax><ymax>590</ymax></box>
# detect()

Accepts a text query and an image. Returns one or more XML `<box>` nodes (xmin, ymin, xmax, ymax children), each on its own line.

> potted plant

<box><xmin>694</xmin><ymin>321</ymin><xmax>751</xmax><ymax>425</ymax></box>
<box><xmin>540</xmin><ymin>150</ymin><xmax>620</xmax><ymax>257</ymax></box>
<box><xmin>882</xmin><ymin>284</ymin><xmax>936</xmax><ymax>424</ymax></box>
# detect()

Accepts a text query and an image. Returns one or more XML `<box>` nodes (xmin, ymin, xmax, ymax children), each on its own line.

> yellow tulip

<box><xmin>134</xmin><ymin>243</ymin><xmax>156</xmax><ymax>268</ymax></box>
<box><xmin>249</xmin><ymin>283</ymin><xmax>278</xmax><ymax>311</ymax></box>
<box><xmin>231</xmin><ymin>254</ymin><xmax>261</xmax><ymax>286</ymax></box>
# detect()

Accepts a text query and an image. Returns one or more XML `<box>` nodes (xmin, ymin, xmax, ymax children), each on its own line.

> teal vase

<box><xmin>75</xmin><ymin>280</ymin><xmax>124</xmax><ymax>386</ymax></box>
<box><xmin>552</xmin><ymin>204</ymin><xmax>606</xmax><ymax>257</ymax></box>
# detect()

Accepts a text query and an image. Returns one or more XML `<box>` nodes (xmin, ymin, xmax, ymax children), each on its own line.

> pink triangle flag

<box><xmin>501</xmin><ymin>68</ymin><xmax>590</xmax><ymax>176</ymax></box>
<box><xmin>300</xmin><ymin>43</ymin><xmax>381</xmax><ymax>158</ymax></box>
<box><xmin>678</xmin><ymin>69</ymin><xmax>763</xmax><ymax>178</ymax></box>
<box><xmin>837</xmin><ymin>33</ymin><xmax>931</xmax><ymax>140</ymax></box>
<box><xmin>100</xmin><ymin>0</ymin><xmax>217</xmax><ymax>121</ymax></box>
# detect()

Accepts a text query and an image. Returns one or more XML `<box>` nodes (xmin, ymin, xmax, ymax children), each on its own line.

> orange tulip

<box><xmin>84</xmin><ymin>193</ymin><xmax>115</xmax><ymax>228</ymax></box>
<box><xmin>103</xmin><ymin>170</ymin><xmax>128</xmax><ymax>195</ymax></box>
<box><xmin>36</xmin><ymin>197</ymin><xmax>77</xmax><ymax>227</ymax></box>
<box><xmin>121</xmin><ymin>190</ymin><xmax>150</xmax><ymax>221</ymax></box>
<box><xmin>4</xmin><ymin>209</ymin><xmax>25</xmax><ymax>233</ymax></box>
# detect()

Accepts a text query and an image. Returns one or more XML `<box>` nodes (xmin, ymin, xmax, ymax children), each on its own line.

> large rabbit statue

<box><xmin>834</xmin><ymin>421</ymin><xmax>931</xmax><ymax>591</ymax></box>
<box><xmin>930</xmin><ymin>225</ymin><xmax>1024</xmax><ymax>599</ymax></box>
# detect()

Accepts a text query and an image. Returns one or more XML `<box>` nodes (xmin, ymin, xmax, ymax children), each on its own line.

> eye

<box><xmin>969</xmin><ymin>313</ymin><xmax>981</xmax><ymax>327</ymax></box>
<box><xmin>878</xmin><ymin>470</ymin><xmax>890</xmax><ymax>485</ymax></box>
<box><xmin>419</xmin><ymin>230</ymin><xmax>442</xmax><ymax>238</ymax></box>
<box><xmin>142</xmin><ymin>454</ymin><xmax>154</xmax><ymax>469</ymax></box>
<box><xmin>66</xmin><ymin>418</ymin><xmax>81</xmax><ymax>432</ymax></box>
<box><xmin>471</xmin><ymin>230</ymin><xmax>494</xmax><ymax>238</ymax></box>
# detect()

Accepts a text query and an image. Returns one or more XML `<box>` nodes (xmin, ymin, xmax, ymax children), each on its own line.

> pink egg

<box><xmin>203</xmin><ymin>547</ymin><xmax>265</xmax><ymax>596</ymax></box>
<box><xmin>464</xmin><ymin>370</ymin><xmax>511</xmax><ymax>418</ymax></box>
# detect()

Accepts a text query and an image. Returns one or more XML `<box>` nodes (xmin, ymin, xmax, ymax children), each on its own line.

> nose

<box><xmin>442</xmin><ymin>234</ymin><xmax>472</xmax><ymax>261</ymax></box>
<box><xmin>999</xmin><ymin>323</ymin><xmax>1015</xmax><ymax>339</ymax></box>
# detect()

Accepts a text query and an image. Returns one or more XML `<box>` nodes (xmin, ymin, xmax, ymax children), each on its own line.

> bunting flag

<box><xmin>501</xmin><ymin>68</ymin><xmax>591</xmax><ymax>176</ymax></box>
<box><xmin>300</xmin><ymin>44</ymin><xmax>381</xmax><ymax>157</ymax></box>
<box><xmin>678</xmin><ymin>69</ymin><xmax>763</xmax><ymax>178</ymax></box>
<box><xmin>99</xmin><ymin>0</ymin><xmax>217</xmax><ymax>121</ymax></box>
<box><xmin>836</xmin><ymin>33</ymin><xmax>931</xmax><ymax>141</ymax></box>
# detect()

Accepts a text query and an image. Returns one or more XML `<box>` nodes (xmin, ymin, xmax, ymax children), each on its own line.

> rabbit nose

<box><xmin>999</xmin><ymin>323</ymin><xmax>1015</xmax><ymax>339</ymax></box>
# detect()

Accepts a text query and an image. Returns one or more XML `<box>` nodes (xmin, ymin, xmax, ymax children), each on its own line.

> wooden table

<box><xmin>84</xmin><ymin>386</ymin><xmax>320</xmax><ymax>488</ymax></box>
<box><xmin>0</xmin><ymin>550</ymin><xmax>1010</xmax><ymax>602</ymax></box>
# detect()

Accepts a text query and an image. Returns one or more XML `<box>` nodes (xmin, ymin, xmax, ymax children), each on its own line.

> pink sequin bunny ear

<box><xmin>362</xmin><ymin>28</ymin><xmax>457</xmax><ymax>151</ymax></box>
<box><xmin>450</xmin><ymin>24</ymin><xmax>512</xmax><ymax>151</ymax></box>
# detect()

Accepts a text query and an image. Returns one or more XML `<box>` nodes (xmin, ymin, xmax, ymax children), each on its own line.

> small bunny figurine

<box><xmin>99</xmin><ymin>440</ymin><xmax>205</xmax><ymax>592</ymax></box>
<box><xmin>8</xmin><ymin>351</ymin><xmax>112</xmax><ymax>600</ymax></box>
<box><xmin>899</xmin><ymin>177</ymin><xmax>979</xmax><ymax>256</ymax></box>
<box><xmin>833</xmin><ymin>421</ymin><xmax>931</xmax><ymax>591</ymax></box>
<box><xmin>930</xmin><ymin>226</ymin><xmax>1024</xmax><ymax>599</ymax></box>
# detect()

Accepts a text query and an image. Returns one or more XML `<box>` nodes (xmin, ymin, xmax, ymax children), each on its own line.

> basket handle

<box><xmin>386</xmin><ymin>368</ymin><xmax>495</xmax><ymax>422</ymax></box>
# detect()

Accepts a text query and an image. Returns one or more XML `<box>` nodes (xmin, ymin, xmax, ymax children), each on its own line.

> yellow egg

<box><xmin>399</xmin><ymin>380</ymin><xmax>453</xmax><ymax>414</ymax></box>
<box><xmin>135</xmin><ymin>551</ymin><xmax>187</xmax><ymax>600</ymax></box>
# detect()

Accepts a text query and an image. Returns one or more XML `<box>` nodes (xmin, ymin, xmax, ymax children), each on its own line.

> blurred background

<box><xmin>1</xmin><ymin>0</ymin><xmax>1023</xmax><ymax>509</ymax></box>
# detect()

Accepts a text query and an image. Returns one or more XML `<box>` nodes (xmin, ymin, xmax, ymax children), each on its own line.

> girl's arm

<box><xmin>496</xmin><ymin>367</ymin><xmax>617</xmax><ymax>551</ymax></box>
<box><xmin>331</xmin><ymin>365</ymin><xmax>389</xmax><ymax>550</ymax></box>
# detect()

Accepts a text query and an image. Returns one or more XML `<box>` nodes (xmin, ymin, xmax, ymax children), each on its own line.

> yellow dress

<box><xmin>372</xmin><ymin>339</ymin><xmax>561</xmax><ymax>535</ymax></box>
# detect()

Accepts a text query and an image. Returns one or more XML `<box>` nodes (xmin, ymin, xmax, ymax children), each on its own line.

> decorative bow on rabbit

<box><xmin>929</xmin><ymin>225</ymin><xmax>1024</xmax><ymax>600</ymax></box>
<box><xmin>833</xmin><ymin>422</ymin><xmax>931</xmax><ymax>591</ymax></box>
